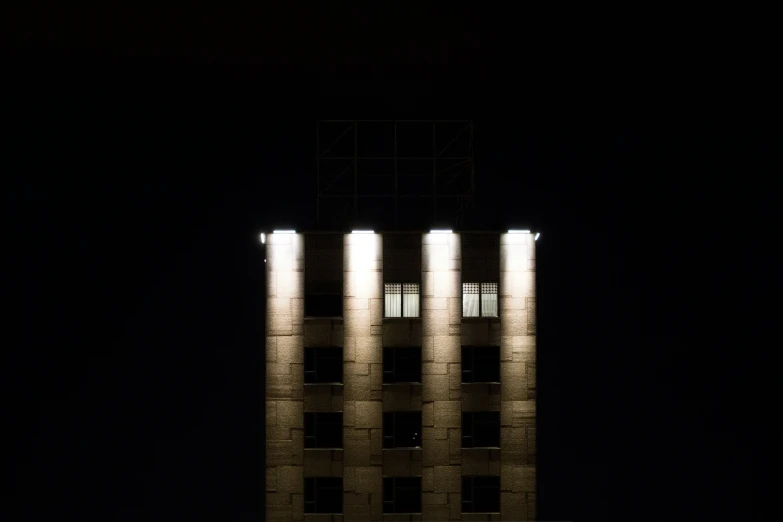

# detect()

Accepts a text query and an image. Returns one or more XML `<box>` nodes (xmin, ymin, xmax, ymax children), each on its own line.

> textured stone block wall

<box><xmin>267</xmin><ymin>232</ymin><xmax>536</xmax><ymax>521</ymax></box>
<box><xmin>266</xmin><ymin>233</ymin><xmax>305</xmax><ymax>522</ymax></box>
<box><xmin>499</xmin><ymin>232</ymin><xmax>536</xmax><ymax>521</ymax></box>
<box><xmin>343</xmin><ymin>233</ymin><xmax>384</xmax><ymax>521</ymax></box>
<box><xmin>421</xmin><ymin>232</ymin><xmax>463</xmax><ymax>521</ymax></box>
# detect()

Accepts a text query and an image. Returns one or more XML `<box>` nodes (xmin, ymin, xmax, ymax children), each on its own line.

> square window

<box><xmin>304</xmin><ymin>412</ymin><xmax>343</xmax><ymax>449</ymax></box>
<box><xmin>462</xmin><ymin>476</ymin><xmax>500</xmax><ymax>513</ymax></box>
<box><xmin>305</xmin><ymin>477</ymin><xmax>343</xmax><ymax>514</ymax></box>
<box><xmin>383</xmin><ymin>477</ymin><xmax>422</xmax><ymax>514</ymax></box>
<box><xmin>383</xmin><ymin>411</ymin><xmax>422</xmax><ymax>449</ymax></box>
<box><xmin>305</xmin><ymin>347</ymin><xmax>343</xmax><ymax>383</ymax></box>
<box><xmin>383</xmin><ymin>347</ymin><xmax>422</xmax><ymax>383</ymax></box>
<box><xmin>462</xmin><ymin>346</ymin><xmax>500</xmax><ymax>383</ymax></box>
<box><xmin>462</xmin><ymin>411</ymin><xmax>501</xmax><ymax>448</ymax></box>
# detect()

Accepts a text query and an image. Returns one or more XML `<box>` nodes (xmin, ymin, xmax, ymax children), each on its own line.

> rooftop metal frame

<box><xmin>316</xmin><ymin>120</ymin><xmax>475</xmax><ymax>230</ymax></box>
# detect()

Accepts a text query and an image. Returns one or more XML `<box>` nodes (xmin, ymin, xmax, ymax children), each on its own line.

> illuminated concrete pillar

<box><xmin>343</xmin><ymin>232</ymin><xmax>384</xmax><ymax>521</ymax></box>
<box><xmin>265</xmin><ymin>232</ymin><xmax>305</xmax><ymax>522</ymax></box>
<box><xmin>421</xmin><ymin>232</ymin><xmax>462</xmax><ymax>521</ymax></box>
<box><xmin>499</xmin><ymin>232</ymin><xmax>536</xmax><ymax>521</ymax></box>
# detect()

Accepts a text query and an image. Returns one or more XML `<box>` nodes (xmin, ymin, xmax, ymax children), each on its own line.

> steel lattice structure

<box><xmin>316</xmin><ymin>120</ymin><xmax>474</xmax><ymax>230</ymax></box>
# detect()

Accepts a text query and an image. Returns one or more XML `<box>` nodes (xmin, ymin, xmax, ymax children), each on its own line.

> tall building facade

<box><xmin>265</xmin><ymin>230</ymin><xmax>536</xmax><ymax>521</ymax></box>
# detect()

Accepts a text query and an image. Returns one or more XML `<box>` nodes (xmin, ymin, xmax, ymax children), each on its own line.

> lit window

<box><xmin>462</xmin><ymin>282</ymin><xmax>498</xmax><ymax>317</ymax></box>
<box><xmin>385</xmin><ymin>283</ymin><xmax>420</xmax><ymax>318</ymax></box>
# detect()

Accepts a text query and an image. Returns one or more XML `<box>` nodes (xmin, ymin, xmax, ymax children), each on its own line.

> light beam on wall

<box><xmin>351</xmin><ymin>230</ymin><xmax>375</xmax><ymax>234</ymax></box>
<box><xmin>508</xmin><ymin>229</ymin><xmax>530</xmax><ymax>234</ymax></box>
<box><xmin>260</xmin><ymin>232</ymin><xmax>266</xmax><ymax>244</ymax></box>
<box><xmin>347</xmin><ymin>232</ymin><xmax>378</xmax><ymax>280</ymax></box>
<box><xmin>430</xmin><ymin>229</ymin><xmax>452</xmax><ymax>234</ymax></box>
<box><xmin>535</xmin><ymin>233</ymin><xmax>540</xmax><ymax>241</ymax></box>
<box><xmin>273</xmin><ymin>230</ymin><xmax>296</xmax><ymax>234</ymax></box>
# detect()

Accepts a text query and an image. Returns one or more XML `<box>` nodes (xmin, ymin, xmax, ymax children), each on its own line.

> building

<box><xmin>264</xmin><ymin>229</ymin><xmax>537</xmax><ymax>521</ymax></box>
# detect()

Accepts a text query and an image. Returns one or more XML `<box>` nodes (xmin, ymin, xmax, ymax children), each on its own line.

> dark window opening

<box><xmin>462</xmin><ymin>411</ymin><xmax>501</xmax><ymax>448</ymax></box>
<box><xmin>383</xmin><ymin>347</ymin><xmax>422</xmax><ymax>383</ymax></box>
<box><xmin>305</xmin><ymin>477</ymin><xmax>343</xmax><ymax>514</ymax></box>
<box><xmin>462</xmin><ymin>476</ymin><xmax>500</xmax><ymax>513</ymax></box>
<box><xmin>305</xmin><ymin>412</ymin><xmax>343</xmax><ymax>449</ymax></box>
<box><xmin>383</xmin><ymin>477</ymin><xmax>422</xmax><ymax>514</ymax></box>
<box><xmin>462</xmin><ymin>346</ymin><xmax>500</xmax><ymax>383</ymax></box>
<box><xmin>305</xmin><ymin>293</ymin><xmax>342</xmax><ymax>317</ymax></box>
<box><xmin>383</xmin><ymin>411</ymin><xmax>422</xmax><ymax>449</ymax></box>
<box><xmin>305</xmin><ymin>347</ymin><xmax>343</xmax><ymax>383</ymax></box>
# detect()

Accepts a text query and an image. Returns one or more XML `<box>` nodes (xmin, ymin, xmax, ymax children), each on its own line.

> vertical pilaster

<box><xmin>343</xmin><ymin>233</ymin><xmax>384</xmax><ymax>521</ymax></box>
<box><xmin>266</xmin><ymin>233</ymin><xmax>305</xmax><ymax>522</ymax></box>
<box><xmin>499</xmin><ymin>232</ymin><xmax>536</xmax><ymax>521</ymax></box>
<box><xmin>421</xmin><ymin>232</ymin><xmax>462</xmax><ymax>521</ymax></box>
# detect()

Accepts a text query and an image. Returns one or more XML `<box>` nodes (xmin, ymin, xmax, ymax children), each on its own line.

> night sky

<box><xmin>6</xmin><ymin>6</ymin><xmax>780</xmax><ymax>521</ymax></box>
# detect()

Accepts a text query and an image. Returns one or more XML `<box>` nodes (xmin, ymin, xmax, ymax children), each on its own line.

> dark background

<box><xmin>5</xmin><ymin>4</ymin><xmax>780</xmax><ymax>521</ymax></box>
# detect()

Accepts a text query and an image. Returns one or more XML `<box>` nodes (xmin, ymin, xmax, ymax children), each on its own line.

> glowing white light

<box><xmin>535</xmin><ymin>232</ymin><xmax>540</xmax><ymax>241</ymax></box>
<box><xmin>351</xmin><ymin>230</ymin><xmax>374</xmax><ymax>234</ymax></box>
<box><xmin>260</xmin><ymin>232</ymin><xmax>266</xmax><ymax>244</ymax></box>
<box><xmin>273</xmin><ymin>230</ymin><xmax>296</xmax><ymax>234</ymax></box>
<box><xmin>508</xmin><ymin>229</ymin><xmax>531</xmax><ymax>234</ymax></box>
<box><xmin>430</xmin><ymin>229</ymin><xmax>452</xmax><ymax>234</ymax></box>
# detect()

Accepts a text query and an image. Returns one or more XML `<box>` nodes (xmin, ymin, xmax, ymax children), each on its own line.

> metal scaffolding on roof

<box><xmin>316</xmin><ymin>120</ymin><xmax>475</xmax><ymax>230</ymax></box>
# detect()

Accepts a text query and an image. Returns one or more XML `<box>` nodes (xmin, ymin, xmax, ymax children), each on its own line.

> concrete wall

<box><xmin>266</xmin><ymin>232</ymin><xmax>305</xmax><ymax>522</ymax></box>
<box><xmin>343</xmin><ymin>233</ymin><xmax>384</xmax><ymax>521</ymax></box>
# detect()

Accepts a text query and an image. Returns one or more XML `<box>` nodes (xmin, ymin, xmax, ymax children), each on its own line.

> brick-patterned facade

<box><xmin>266</xmin><ymin>232</ymin><xmax>536</xmax><ymax>521</ymax></box>
<box><xmin>265</xmin><ymin>232</ymin><xmax>305</xmax><ymax>521</ymax></box>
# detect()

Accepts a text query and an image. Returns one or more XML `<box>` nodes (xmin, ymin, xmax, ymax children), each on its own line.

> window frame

<box><xmin>462</xmin><ymin>476</ymin><xmax>501</xmax><ymax>514</ymax></box>
<box><xmin>304</xmin><ymin>412</ymin><xmax>344</xmax><ymax>449</ymax></box>
<box><xmin>383</xmin><ymin>476</ymin><xmax>422</xmax><ymax>514</ymax></box>
<box><xmin>383</xmin><ymin>346</ymin><xmax>422</xmax><ymax>384</ymax></box>
<box><xmin>384</xmin><ymin>281</ymin><xmax>421</xmax><ymax>318</ymax></box>
<box><xmin>383</xmin><ymin>411</ymin><xmax>423</xmax><ymax>449</ymax></box>
<box><xmin>304</xmin><ymin>346</ymin><xmax>344</xmax><ymax>384</ymax></box>
<box><xmin>305</xmin><ymin>477</ymin><xmax>343</xmax><ymax>514</ymax></box>
<box><xmin>462</xmin><ymin>411</ymin><xmax>501</xmax><ymax>448</ymax></box>
<box><xmin>461</xmin><ymin>281</ymin><xmax>499</xmax><ymax>318</ymax></box>
<box><xmin>461</xmin><ymin>345</ymin><xmax>501</xmax><ymax>384</ymax></box>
